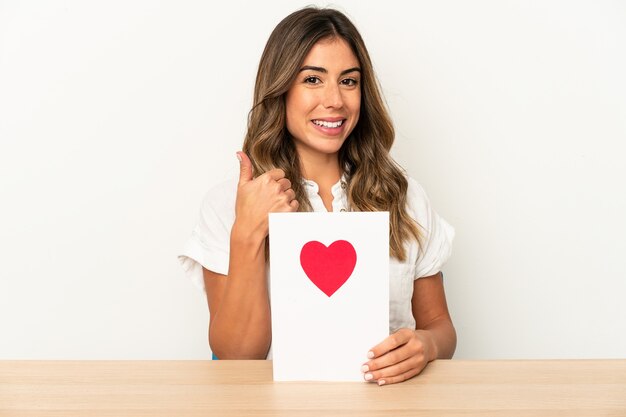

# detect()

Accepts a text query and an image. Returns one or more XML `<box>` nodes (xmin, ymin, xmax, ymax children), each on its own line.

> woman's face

<box><xmin>285</xmin><ymin>37</ymin><xmax>361</xmax><ymax>158</ymax></box>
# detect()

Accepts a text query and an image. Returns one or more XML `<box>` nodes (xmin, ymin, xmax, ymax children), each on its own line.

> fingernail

<box><xmin>360</xmin><ymin>365</ymin><xmax>369</xmax><ymax>373</ymax></box>
<box><xmin>364</xmin><ymin>373</ymin><xmax>373</xmax><ymax>381</ymax></box>
<box><xmin>367</xmin><ymin>351</ymin><xmax>374</xmax><ymax>359</ymax></box>
<box><xmin>236</xmin><ymin>152</ymin><xmax>242</xmax><ymax>162</ymax></box>
<box><xmin>378</xmin><ymin>380</ymin><xmax>386</xmax><ymax>386</ymax></box>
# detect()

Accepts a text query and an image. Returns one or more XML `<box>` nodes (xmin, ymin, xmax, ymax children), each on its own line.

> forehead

<box><xmin>302</xmin><ymin>37</ymin><xmax>360</xmax><ymax>68</ymax></box>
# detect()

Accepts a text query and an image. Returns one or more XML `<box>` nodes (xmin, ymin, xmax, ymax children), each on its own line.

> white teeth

<box><xmin>313</xmin><ymin>119</ymin><xmax>344</xmax><ymax>128</ymax></box>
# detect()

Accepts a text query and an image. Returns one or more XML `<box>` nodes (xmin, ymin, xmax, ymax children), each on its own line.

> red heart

<box><xmin>299</xmin><ymin>240</ymin><xmax>357</xmax><ymax>297</ymax></box>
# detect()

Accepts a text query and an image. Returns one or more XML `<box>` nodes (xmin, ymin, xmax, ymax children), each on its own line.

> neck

<box><xmin>296</xmin><ymin>146</ymin><xmax>342</xmax><ymax>187</ymax></box>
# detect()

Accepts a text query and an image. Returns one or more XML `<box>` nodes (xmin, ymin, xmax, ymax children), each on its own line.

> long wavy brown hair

<box><xmin>243</xmin><ymin>7</ymin><xmax>422</xmax><ymax>260</ymax></box>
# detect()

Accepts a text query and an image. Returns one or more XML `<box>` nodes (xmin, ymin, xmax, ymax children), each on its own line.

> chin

<box><xmin>312</xmin><ymin>139</ymin><xmax>346</xmax><ymax>155</ymax></box>
<box><xmin>293</xmin><ymin>130</ymin><xmax>351</xmax><ymax>156</ymax></box>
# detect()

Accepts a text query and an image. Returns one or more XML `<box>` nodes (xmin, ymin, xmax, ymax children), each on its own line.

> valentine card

<box><xmin>268</xmin><ymin>212</ymin><xmax>389</xmax><ymax>381</ymax></box>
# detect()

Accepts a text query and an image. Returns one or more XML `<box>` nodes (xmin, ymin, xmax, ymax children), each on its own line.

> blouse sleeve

<box><xmin>406</xmin><ymin>177</ymin><xmax>455</xmax><ymax>279</ymax></box>
<box><xmin>178</xmin><ymin>178</ymin><xmax>236</xmax><ymax>292</ymax></box>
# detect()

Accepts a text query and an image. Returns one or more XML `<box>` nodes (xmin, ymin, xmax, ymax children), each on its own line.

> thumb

<box><xmin>237</xmin><ymin>151</ymin><xmax>254</xmax><ymax>184</ymax></box>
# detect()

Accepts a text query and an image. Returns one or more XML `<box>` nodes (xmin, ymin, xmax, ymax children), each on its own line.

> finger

<box><xmin>284</xmin><ymin>189</ymin><xmax>296</xmax><ymax>201</ymax></box>
<box><xmin>363</xmin><ymin>347</ymin><xmax>424</xmax><ymax>381</ymax></box>
<box><xmin>363</xmin><ymin>356</ymin><xmax>414</xmax><ymax>383</ymax></box>
<box><xmin>289</xmin><ymin>199</ymin><xmax>299</xmax><ymax>211</ymax></box>
<box><xmin>265</xmin><ymin>168</ymin><xmax>286</xmax><ymax>181</ymax></box>
<box><xmin>277</xmin><ymin>177</ymin><xmax>292</xmax><ymax>192</ymax></box>
<box><xmin>367</xmin><ymin>328</ymin><xmax>413</xmax><ymax>360</ymax></box>
<box><xmin>365</xmin><ymin>345</ymin><xmax>412</xmax><ymax>373</ymax></box>
<box><xmin>375</xmin><ymin>365</ymin><xmax>423</xmax><ymax>387</ymax></box>
<box><xmin>237</xmin><ymin>152</ymin><xmax>254</xmax><ymax>185</ymax></box>
<box><xmin>363</xmin><ymin>337</ymin><xmax>420</xmax><ymax>375</ymax></box>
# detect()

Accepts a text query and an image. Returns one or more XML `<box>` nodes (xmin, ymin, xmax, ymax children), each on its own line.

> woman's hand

<box><xmin>361</xmin><ymin>328</ymin><xmax>436</xmax><ymax>386</ymax></box>
<box><xmin>234</xmin><ymin>151</ymin><xmax>299</xmax><ymax>239</ymax></box>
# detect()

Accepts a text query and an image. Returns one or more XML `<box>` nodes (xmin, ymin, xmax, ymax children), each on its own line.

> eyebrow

<box><xmin>299</xmin><ymin>65</ymin><xmax>361</xmax><ymax>76</ymax></box>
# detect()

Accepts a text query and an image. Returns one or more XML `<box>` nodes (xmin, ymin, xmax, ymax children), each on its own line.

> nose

<box><xmin>322</xmin><ymin>84</ymin><xmax>344</xmax><ymax>109</ymax></box>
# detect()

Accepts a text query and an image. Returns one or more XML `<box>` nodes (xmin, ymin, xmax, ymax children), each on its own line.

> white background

<box><xmin>1</xmin><ymin>0</ymin><xmax>624</xmax><ymax>359</ymax></box>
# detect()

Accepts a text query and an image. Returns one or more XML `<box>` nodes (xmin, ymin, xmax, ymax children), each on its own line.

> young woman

<box><xmin>180</xmin><ymin>6</ymin><xmax>456</xmax><ymax>386</ymax></box>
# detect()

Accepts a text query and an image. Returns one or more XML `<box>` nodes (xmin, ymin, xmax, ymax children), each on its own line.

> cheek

<box><xmin>346</xmin><ymin>93</ymin><xmax>361</xmax><ymax>133</ymax></box>
<box><xmin>348</xmin><ymin>91</ymin><xmax>361</xmax><ymax>114</ymax></box>
<box><xmin>285</xmin><ymin>95</ymin><xmax>298</xmax><ymax>134</ymax></box>
<box><xmin>349</xmin><ymin>94</ymin><xmax>361</xmax><ymax>122</ymax></box>
<box><xmin>286</xmin><ymin>93</ymin><xmax>307</xmax><ymax>122</ymax></box>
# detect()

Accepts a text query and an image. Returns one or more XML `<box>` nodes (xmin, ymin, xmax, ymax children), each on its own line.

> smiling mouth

<box><xmin>312</xmin><ymin>119</ymin><xmax>345</xmax><ymax>128</ymax></box>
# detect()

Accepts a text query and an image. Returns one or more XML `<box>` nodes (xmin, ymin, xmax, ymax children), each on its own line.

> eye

<box><xmin>304</xmin><ymin>76</ymin><xmax>321</xmax><ymax>85</ymax></box>
<box><xmin>341</xmin><ymin>78</ymin><xmax>359</xmax><ymax>87</ymax></box>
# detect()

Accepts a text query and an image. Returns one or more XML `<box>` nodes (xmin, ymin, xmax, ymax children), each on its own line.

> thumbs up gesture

<box><xmin>234</xmin><ymin>152</ymin><xmax>299</xmax><ymax>240</ymax></box>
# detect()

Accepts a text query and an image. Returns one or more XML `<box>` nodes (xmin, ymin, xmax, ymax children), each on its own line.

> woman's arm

<box><xmin>203</xmin><ymin>152</ymin><xmax>298</xmax><ymax>359</ymax></box>
<box><xmin>361</xmin><ymin>271</ymin><xmax>456</xmax><ymax>385</ymax></box>
<box><xmin>203</xmin><ymin>226</ymin><xmax>270</xmax><ymax>359</ymax></box>
<box><xmin>411</xmin><ymin>271</ymin><xmax>457</xmax><ymax>360</ymax></box>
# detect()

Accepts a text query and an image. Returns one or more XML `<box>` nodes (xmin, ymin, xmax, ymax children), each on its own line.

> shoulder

<box><xmin>405</xmin><ymin>176</ymin><xmax>429</xmax><ymax>201</ymax></box>
<box><xmin>404</xmin><ymin>176</ymin><xmax>434</xmax><ymax>222</ymax></box>
<box><xmin>199</xmin><ymin>176</ymin><xmax>238</xmax><ymax>222</ymax></box>
<box><xmin>403</xmin><ymin>175</ymin><xmax>454</xmax><ymax>243</ymax></box>
<box><xmin>403</xmin><ymin>175</ymin><xmax>455</xmax><ymax>277</ymax></box>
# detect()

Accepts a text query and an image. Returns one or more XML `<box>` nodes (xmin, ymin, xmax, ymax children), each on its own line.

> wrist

<box><xmin>231</xmin><ymin>219</ymin><xmax>267</xmax><ymax>245</ymax></box>
<box><xmin>415</xmin><ymin>329</ymin><xmax>438</xmax><ymax>362</ymax></box>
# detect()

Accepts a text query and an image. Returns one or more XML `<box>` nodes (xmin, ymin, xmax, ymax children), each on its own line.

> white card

<box><xmin>268</xmin><ymin>212</ymin><xmax>389</xmax><ymax>381</ymax></box>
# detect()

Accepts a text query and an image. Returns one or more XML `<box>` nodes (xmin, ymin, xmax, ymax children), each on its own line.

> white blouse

<box><xmin>178</xmin><ymin>175</ymin><xmax>454</xmax><ymax>353</ymax></box>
